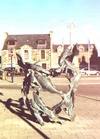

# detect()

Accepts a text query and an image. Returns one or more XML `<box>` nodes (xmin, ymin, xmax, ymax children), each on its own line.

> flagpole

<box><xmin>67</xmin><ymin>21</ymin><xmax>76</xmax><ymax>46</ymax></box>
<box><xmin>88</xmin><ymin>39</ymin><xmax>90</xmax><ymax>73</ymax></box>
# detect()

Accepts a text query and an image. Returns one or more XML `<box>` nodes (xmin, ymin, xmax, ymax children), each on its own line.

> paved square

<box><xmin>0</xmin><ymin>76</ymin><xmax>100</xmax><ymax>139</ymax></box>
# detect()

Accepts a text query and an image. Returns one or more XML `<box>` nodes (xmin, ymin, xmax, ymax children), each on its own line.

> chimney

<box><xmin>49</xmin><ymin>30</ymin><xmax>53</xmax><ymax>50</ymax></box>
<box><xmin>4</xmin><ymin>32</ymin><xmax>8</xmax><ymax>40</ymax></box>
<box><xmin>49</xmin><ymin>30</ymin><xmax>53</xmax><ymax>68</ymax></box>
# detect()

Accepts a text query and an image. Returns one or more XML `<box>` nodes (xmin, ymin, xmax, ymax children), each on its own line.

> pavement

<box><xmin>0</xmin><ymin>75</ymin><xmax>100</xmax><ymax>139</ymax></box>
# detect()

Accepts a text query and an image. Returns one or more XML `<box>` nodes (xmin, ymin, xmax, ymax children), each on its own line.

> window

<box><xmin>42</xmin><ymin>63</ymin><xmax>46</xmax><ymax>69</ymax></box>
<box><xmin>41</xmin><ymin>50</ymin><xmax>45</xmax><ymax>59</ymax></box>
<box><xmin>78</xmin><ymin>58</ymin><xmax>81</xmax><ymax>63</ymax></box>
<box><xmin>90</xmin><ymin>48</ymin><xmax>93</xmax><ymax>51</ymax></box>
<box><xmin>79</xmin><ymin>48</ymin><xmax>84</xmax><ymax>52</ymax></box>
<box><xmin>7</xmin><ymin>40</ymin><xmax>15</xmax><ymax>45</ymax></box>
<box><xmin>37</xmin><ymin>39</ymin><xmax>47</xmax><ymax>45</ymax></box>
<box><xmin>24</xmin><ymin>50</ymin><xmax>29</xmax><ymax>60</ymax></box>
<box><xmin>37</xmin><ymin>39</ymin><xmax>47</xmax><ymax>49</ymax></box>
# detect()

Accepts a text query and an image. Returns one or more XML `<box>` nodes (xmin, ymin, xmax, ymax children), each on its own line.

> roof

<box><xmin>2</xmin><ymin>34</ymin><xmax>50</xmax><ymax>50</ymax></box>
<box><xmin>2</xmin><ymin>33</ymin><xmax>96</xmax><ymax>52</ymax></box>
<box><xmin>53</xmin><ymin>43</ymin><xmax>96</xmax><ymax>52</ymax></box>
<box><xmin>53</xmin><ymin>44</ymin><xmax>69</xmax><ymax>52</ymax></box>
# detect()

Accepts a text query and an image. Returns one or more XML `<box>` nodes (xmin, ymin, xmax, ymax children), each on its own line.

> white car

<box><xmin>80</xmin><ymin>67</ymin><xmax>100</xmax><ymax>75</ymax></box>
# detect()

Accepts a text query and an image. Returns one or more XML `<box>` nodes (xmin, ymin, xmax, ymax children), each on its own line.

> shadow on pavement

<box><xmin>76</xmin><ymin>94</ymin><xmax>100</xmax><ymax>101</ymax></box>
<box><xmin>0</xmin><ymin>98</ymin><xmax>50</xmax><ymax>139</ymax></box>
<box><xmin>0</xmin><ymin>92</ymin><xmax>3</xmax><ymax>95</ymax></box>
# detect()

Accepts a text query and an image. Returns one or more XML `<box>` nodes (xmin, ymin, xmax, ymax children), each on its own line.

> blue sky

<box><xmin>0</xmin><ymin>0</ymin><xmax>100</xmax><ymax>53</ymax></box>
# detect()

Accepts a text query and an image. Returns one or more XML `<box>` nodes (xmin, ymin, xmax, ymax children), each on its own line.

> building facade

<box><xmin>1</xmin><ymin>32</ymin><xmax>99</xmax><ymax>72</ymax></box>
<box><xmin>51</xmin><ymin>43</ymin><xmax>98</xmax><ymax>69</ymax></box>
<box><xmin>1</xmin><ymin>31</ymin><xmax>53</xmax><ymax>72</ymax></box>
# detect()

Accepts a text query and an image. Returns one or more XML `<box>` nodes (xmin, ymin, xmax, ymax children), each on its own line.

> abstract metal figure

<box><xmin>55</xmin><ymin>43</ymin><xmax>82</xmax><ymax>120</ymax></box>
<box><xmin>16</xmin><ymin>43</ymin><xmax>81</xmax><ymax>125</ymax></box>
<box><xmin>16</xmin><ymin>53</ymin><xmax>63</xmax><ymax>125</ymax></box>
<box><xmin>26</xmin><ymin>91</ymin><xmax>62</xmax><ymax>126</ymax></box>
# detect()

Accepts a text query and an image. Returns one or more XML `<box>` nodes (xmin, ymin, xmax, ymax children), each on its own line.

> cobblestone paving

<box><xmin>0</xmin><ymin>76</ymin><xmax>100</xmax><ymax>139</ymax></box>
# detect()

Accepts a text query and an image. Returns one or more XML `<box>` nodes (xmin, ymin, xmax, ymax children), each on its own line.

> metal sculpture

<box><xmin>16</xmin><ymin>43</ymin><xmax>81</xmax><ymax>125</ymax></box>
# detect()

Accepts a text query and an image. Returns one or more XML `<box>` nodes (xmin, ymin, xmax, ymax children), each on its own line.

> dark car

<box><xmin>4</xmin><ymin>67</ymin><xmax>15</xmax><ymax>76</ymax></box>
<box><xmin>49</xmin><ymin>68</ymin><xmax>61</xmax><ymax>77</ymax></box>
<box><xmin>0</xmin><ymin>67</ymin><xmax>3</xmax><ymax>75</ymax></box>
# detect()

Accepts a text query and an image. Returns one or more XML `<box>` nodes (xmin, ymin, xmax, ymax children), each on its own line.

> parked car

<box><xmin>80</xmin><ymin>67</ymin><xmax>100</xmax><ymax>75</ymax></box>
<box><xmin>49</xmin><ymin>68</ymin><xmax>61</xmax><ymax>77</ymax></box>
<box><xmin>4</xmin><ymin>67</ymin><xmax>15</xmax><ymax>76</ymax></box>
<box><xmin>0</xmin><ymin>67</ymin><xmax>3</xmax><ymax>75</ymax></box>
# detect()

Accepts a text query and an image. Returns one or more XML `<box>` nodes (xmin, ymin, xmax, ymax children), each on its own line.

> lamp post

<box><xmin>10</xmin><ymin>50</ymin><xmax>14</xmax><ymax>83</ymax></box>
<box><xmin>67</xmin><ymin>21</ymin><xmax>76</xmax><ymax>46</ymax></box>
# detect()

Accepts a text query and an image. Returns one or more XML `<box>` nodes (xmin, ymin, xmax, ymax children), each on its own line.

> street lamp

<box><xmin>67</xmin><ymin>21</ymin><xmax>76</xmax><ymax>46</ymax></box>
<box><xmin>10</xmin><ymin>49</ymin><xmax>14</xmax><ymax>83</ymax></box>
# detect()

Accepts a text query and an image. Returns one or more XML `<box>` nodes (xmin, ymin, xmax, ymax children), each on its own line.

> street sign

<box><xmin>10</xmin><ymin>50</ymin><xmax>14</xmax><ymax>56</ymax></box>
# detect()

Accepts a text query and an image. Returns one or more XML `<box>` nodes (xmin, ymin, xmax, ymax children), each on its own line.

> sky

<box><xmin>0</xmin><ymin>0</ymin><xmax>100</xmax><ymax>54</ymax></box>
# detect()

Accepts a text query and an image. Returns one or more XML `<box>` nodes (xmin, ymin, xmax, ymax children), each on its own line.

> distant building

<box><xmin>78</xmin><ymin>43</ymin><xmax>99</xmax><ymax>69</ymax></box>
<box><xmin>1</xmin><ymin>31</ymin><xmax>53</xmax><ymax>72</ymax></box>
<box><xmin>1</xmin><ymin>31</ymin><xmax>99</xmax><ymax>72</ymax></box>
<box><xmin>51</xmin><ymin>43</ymin><xmax>99</xmax><ymax>69</ymax></box>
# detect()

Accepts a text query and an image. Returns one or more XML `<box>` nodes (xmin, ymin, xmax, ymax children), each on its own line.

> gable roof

<box><xmin>2</xmin><ymin>34</ymin><xmax>50</xmax><ymax>50</ymax></box>
<box><xmin>53</xmin><ymin>44</ymin><xmax>96</xmax><ymax>52</ymax></box>
<box><xmin>53</xmin><ymin>44</ymin><xmax>69</xmax><ymax>52</ymax></box>
<box><xmin>78</xmin><ymin>44</ymin><xmax>96</xmax><ymax>51</ymax></box>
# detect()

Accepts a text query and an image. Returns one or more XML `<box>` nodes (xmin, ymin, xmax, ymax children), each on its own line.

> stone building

<box><xmin>1</xmin><ymin>31</ymin><xmax>99</xmax><ymax>72</ymax></box>
<box><xmin>51</xmin><ymin>43</ymin><xmax>98</xmax><ymax>69</ymax></box>
<box><xmin>1</xmin><ymin>31</ymin><xmax>53</xmax><ymax>72</ymax></box>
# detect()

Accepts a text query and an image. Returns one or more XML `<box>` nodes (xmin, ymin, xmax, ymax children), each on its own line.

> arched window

<box><xmin>24</xmin><ymin>50</ymin><xmax>29</xmax><ymax>60</ymax></box>
<box><xmin>79</xmin><ymin>48</ymin><xmax>84</xmax><ymax>52</ymax></box>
